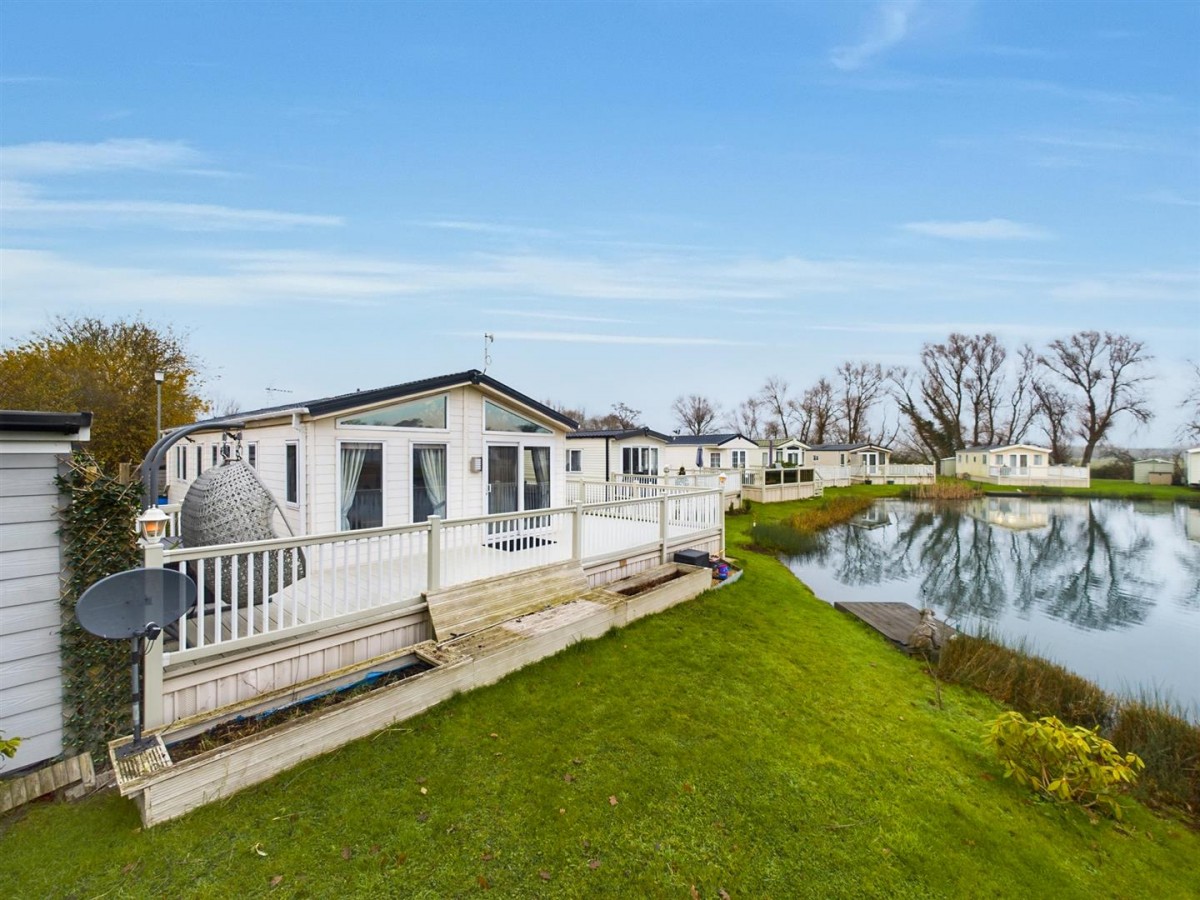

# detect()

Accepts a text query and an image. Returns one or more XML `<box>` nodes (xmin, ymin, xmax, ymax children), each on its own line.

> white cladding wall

<box><xmin>0</xmin><ymin>447</ymin><xmax>68</xmax><ymax>769</ymax></box>
<box><xmin>663</xmin><ymin>437</ymin><xmax>759</xmax><ymax>473</ymax></box>
<box><xmin>168</xmin><ymin>384</ymin><xmax>568</xmax><ymax>535</ymax></box>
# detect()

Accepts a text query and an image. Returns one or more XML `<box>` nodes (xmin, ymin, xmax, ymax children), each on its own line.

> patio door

<box><xmin>486</xmin><ymin>444</ymin><xmax>551</xmax><ymax>541</ymax></box>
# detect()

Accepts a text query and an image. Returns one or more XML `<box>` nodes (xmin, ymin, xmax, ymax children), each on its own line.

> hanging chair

<box><xmin>180</xmin><ymin>459</ymin><xmax>304</xmax><ymax>613</ymax></box>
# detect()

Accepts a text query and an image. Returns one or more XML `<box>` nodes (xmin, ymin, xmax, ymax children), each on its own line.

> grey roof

<box><xmin>183</xmin><ymin>370</ymin><xmax>578</xmax><ymax>431</ymax></box>
<box><xmin>0</xmin><ymin>410</ymin><xmax>93</xmax><ymax>433</ymax></box>
<box><xmin>668</xmin><ymin>432</ymin><xmax>750</xmax><ymax>446</ymax></box>
<box><xmin>568</xmin><ymin>427</ymin><xmax>671</xmax><ymax>442</ymax></box>
<box><xmin>755</xmin><ymin>438</ymin><xmax>808</xmax><ymax>448</ymax></box>
<box><xmin>807</xmin><ymin>442</ymin><xmax>888</xmax><ymax>452</ymax></box>
<box><xmin>961</xmin><ymin>442</ymin><xmax>1049</xmax><ymax>453</ymax></box>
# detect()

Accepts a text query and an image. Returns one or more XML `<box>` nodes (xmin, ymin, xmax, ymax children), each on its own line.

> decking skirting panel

<box><xmin>123</xmin><ymin>563</ymin><xmax>713</xmax><ymax>827</ymax></box>
<box><xmin>162</xmin><ymin>609</ymin><xmax>432</xmax><ymax>723</ymax></box>
<box><xmin>584</xmin><ymin>535</ymin><xmax>720</xmax><ymax>587</ymax></box>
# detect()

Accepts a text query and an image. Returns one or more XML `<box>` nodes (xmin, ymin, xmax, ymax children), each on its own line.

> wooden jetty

<box><xmin>833</xmin><ymin>601</ymin><xmax>956</xmax><ymax>654</ymax></box>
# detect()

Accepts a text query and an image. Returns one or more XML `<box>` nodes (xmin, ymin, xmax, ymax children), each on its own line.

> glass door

<box><xmin>487</xmin><ymin>445</ymin><xmax>520</xmax><ymax>516</ymax></box>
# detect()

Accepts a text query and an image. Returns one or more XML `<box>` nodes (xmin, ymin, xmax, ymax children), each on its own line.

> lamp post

<box><xmin>154</xmin><ymin>370</ymin><xmax>164</xmax><ymax>439</ymax></box>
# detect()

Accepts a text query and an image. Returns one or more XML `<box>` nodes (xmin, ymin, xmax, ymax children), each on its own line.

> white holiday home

<box><xmin>663</xmin><ymin>433</ymin><xmax>759</xmax><ymax>473</ymax></box>
<box><xmin>755</xmin><ymin>438</ymin><xmax>808</xmax><ymax>467</ymax></box>
<box><xmin>166</xmin><ymin>370</ymin><xmax>577</xmax><ymax>534</ymax></box>
<box><xmin>565</xmin><ymin>427</ymin><xmax>673</xmax><ymax>481</ymax></box>
<box><xmin>954</xmin><ymin>443</ymin><xmax>1089</xmax><ymax>488</ymax></box>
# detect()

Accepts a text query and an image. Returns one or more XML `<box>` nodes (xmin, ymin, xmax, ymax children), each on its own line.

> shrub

<box><xmin>985</xmin><ymin>711</ymin><xmax>1144</xmax><ymax>818</ymax></box>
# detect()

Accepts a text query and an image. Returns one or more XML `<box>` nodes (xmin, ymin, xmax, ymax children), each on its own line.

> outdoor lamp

<box><xmin>137</xmin><ymin>506</ymin><xmax>169</xmax><ymax>545</ymax></box>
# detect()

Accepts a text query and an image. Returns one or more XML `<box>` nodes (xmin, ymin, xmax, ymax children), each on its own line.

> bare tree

<box><xmin>758</xmin><ymin>376</ymin><xmax>794</xmax><ymax>438</ymax></box>
<box><xmin>672</xmin><ymin>394</ymin><xmax>719</xmax><ymax>435</ymax></box>
<box><xmin>726</xmin><ymin>397</ymin><xmax>762</xmax><ymax>439</ymax></box>
<box><xmin>1039</xmin><ymin>331</ymin><xmax>1153</xmax><ymax>465</ymax></box>
<box><xmin>796</xmin><ymin>378</ymin><xmax>835</xmax><ymax>444</ymax></box>
<box><xmin>1032</xmin><ymin>379</ymin><xmax>1073</xmax><ymax>464</ymax></box>
<box><xmin>994</xmin><ymin>344</ymin><xmax>1039</xmax><ymax>445</ymax></box>
<box><xmin>1179</xmin><ymin>360</ymin><xmax>1200</xmax><ymax>444</ymax></box>
<box><xmin>834</xmin><ymin>361</ymin><xmax>888</xmax><ymax>443</ymax></box>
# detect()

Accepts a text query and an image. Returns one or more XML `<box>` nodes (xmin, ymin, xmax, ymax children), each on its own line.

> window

<box><xmin>622</xmin><ymin>446</ymin><xmax>658</xmax><ymax>475</ymax></box>
<box><xmin>710</xmin><ymin>452</ymin><xmax>721</xmax><ymax>468</ymax></box>
<box><xmin>339</xmin><ymin>442</ymin><xmax>383</xmax><ymax>530</ymax></box>
<box><xmin>412</xmin><ymin>445</ymin><xmax>446</xmax><ymax>522</ymax></box>
<box><xmin>566</xmin><ymin>448</ymin><xmax>582</xmax><ymax>472</ymax></box>
<box><xmin>731</xmin><ymin>450</ymin><xmax>746</xmax><ymax>468</ymax></box>
<box><xmin>178</xmin><ymin>446</ymin><xmax>187</xmax><ymax>480</ymax></box>
<box><xmin>285</xmin><ymin>442</ymin><xmax>298</xmax><ymax>504</ymax></box>
<box><xmin>196</xmin><ymin>445</ymin><xmax>203</xmax><ymax>474</ymax></box>
<box><xmin>839</xmin><ymin>453</ymin><xmax>846</xmax><ymax>465</ymax></box>
<box><xmin>247</xmin><ymin>443</ymin><xmax>257</xmax><ymax>468</ymax></box>
<box><xmin>995</xmin><ymin>455</ymin><xmax>1003</xmax><ymax>465</ymax></box>
<box><xmin>338</xmin><ymin>395</ymin><xmax>447</xmax><ymax>429</ymax></box>
<box><xmin>484</xmin><ymin>400</ymin><xmax>551</xmax><ymax>434</ymax></box>
<box><xmin>1034</xmin><ymin>454</ymin><xmax>1043</xmax><ymax>465</ymax></box>
<box><xmin>211</xmin><ymin>445</ymin><xmax>218</xmax><ymax>467</ymax></box>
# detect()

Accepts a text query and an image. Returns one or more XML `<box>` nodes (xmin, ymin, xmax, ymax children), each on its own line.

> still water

<box><xmin>783</xmin><ymin>497</ymin><xmax>1200</xmax><ymax>717</ymax></box>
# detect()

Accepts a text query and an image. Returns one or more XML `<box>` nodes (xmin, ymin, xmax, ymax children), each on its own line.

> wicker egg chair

<box><xmin>180</xmin><ymin>459</ymin><xmax>304</xmax><ymax>617</ymax></box>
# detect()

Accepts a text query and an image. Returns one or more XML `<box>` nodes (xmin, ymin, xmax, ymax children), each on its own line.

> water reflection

<box><xmin>785</xmin><ymin>498</ymin><xmax>1200</xmax><ymax>713</ymax></box>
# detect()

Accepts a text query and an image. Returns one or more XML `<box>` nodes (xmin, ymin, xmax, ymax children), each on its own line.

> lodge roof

<box><xmin>567</xmin><ymin>427</ymin><xmax>671</xmax><ymax>442</ymax></box>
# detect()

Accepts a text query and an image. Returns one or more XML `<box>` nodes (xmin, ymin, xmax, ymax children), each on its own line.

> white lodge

<box><xmin>167</xmin><ymin>370</ymin><xmax>576</xmax><ymax>535</ymax></box>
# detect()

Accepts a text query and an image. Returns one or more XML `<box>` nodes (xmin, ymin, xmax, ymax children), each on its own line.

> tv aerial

<box><xmin>76</xmin><ymin>568</ymin><xmax>198</xmax><ymax>758</ymax></box>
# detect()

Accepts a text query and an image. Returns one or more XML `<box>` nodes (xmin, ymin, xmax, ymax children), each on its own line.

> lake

<box><xmin>782</xmin><ymin>497</ymin><xmax>1200</xmax><ymax>717</ymax></box>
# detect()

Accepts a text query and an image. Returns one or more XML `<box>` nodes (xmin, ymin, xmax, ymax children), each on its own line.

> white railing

<box><xmin>160</xmin><ymin>501</ymin><xmax>182</xmax><ymax>539</ymax></box>
<box><xmin>155</xmin><ymin>485</ymin><xmax>722</xmax><ymax>658</ymax></box>
<box><xmin>610</xmin><ymin>471</ymin><xmax>743</xmax><ymax>493</ymax></box>
<box><xmin>813</xmin><ymin>465</ymin><xmax>852</xmax><ymax>486</ymax></box>
<box><xmin>987</xmin><ymin>465</ymin><xmax>1089</xmax><ymax>481</ymax></box>
<box><xmin>851</xmin><ymin>464</ymin><xmax>935</xmax><ymax>481</ymax></box>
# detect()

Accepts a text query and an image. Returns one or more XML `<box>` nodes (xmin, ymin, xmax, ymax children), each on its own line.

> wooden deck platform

<box><xmin>832</xmin><ymin>601</ymin><xmax>956</xmax><ymax>653</ymax></box>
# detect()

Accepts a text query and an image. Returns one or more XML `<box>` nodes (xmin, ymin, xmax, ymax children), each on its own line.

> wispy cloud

<box><xmin>2</xmin><ymin>183</ymin><xmax>342</xmax><ymax>231</ymax></box>
<box><xmin>902</xmin><ymin>218</ymin><xmax>1053</xmax><ymax>241</ymax></box>
<box><xmin>0</xmin><ymin>138</ymin><xmax>204</xmax><ymax>176</ymax></box>
<box><xmin>1141</xmin><ymin>190</ymin><xmax>1200</xmax><ymax>208</ymax></box>
<box><xmin>831</xmin><ymin>0</ymin><xmax>922</xmax><ymax>71</ymax></box>
<box><xmin>420</xmin><ymin>219</ymin><xmax>561</xmax><ymax>239</ymax></box>
<box><xmin>486</xmin><ymin>309</ymin><xmax>631</xmax><ymax>325</ymax></box>
<box><xmin>453</xmin><ymin>330</ymin><xmax>748</xmax><ymax>347</ymax></box>
<box><xmin>1049</xmin><ymin>271</ymin><xmax>1200</xmax><ymax>303</ymax></box>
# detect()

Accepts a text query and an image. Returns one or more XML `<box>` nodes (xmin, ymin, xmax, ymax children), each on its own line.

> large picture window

<box><xmin>622</xmin><ymin>446</ymin><xmax>658</xmax><ymax>476</ymax></box>
<box><xmin>412</xmin><ymin>444</ymin><xmax>447</xmax><ymax>522</ymax></box>
<box><xmin>337</xmin><ymin>395</ymin><xmax>447</xmax><ymax>429</ymax></box>
<box><xmin>340</xmin><ymin>442</ymin><xmax>383</xmax><ymax>530</ymax></box>
<box><xmin>484</xmin><ymin>400</ymin><xmax>551</xmax><ymax>434</ymax></box>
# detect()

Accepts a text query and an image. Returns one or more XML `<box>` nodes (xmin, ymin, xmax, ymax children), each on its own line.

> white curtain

<box><xmin>416</xmin><ymin>446</ymin><xmax>446</xmax><ymax>518</ymax></box>
<box><xmin>529</xmin><ymin>447</ymin><xmax>550</xmax><ymax>508</ymax></box>
<box><xmin>340</xmin><ymin>444</ymin><xmax>368</xmax><ymax>530</ymax></box>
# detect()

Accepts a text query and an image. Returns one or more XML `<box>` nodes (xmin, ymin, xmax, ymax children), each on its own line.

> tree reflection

<box><xmin>791</xmin><ymin>498</ymin><xmax>1181</xmax><ymax>632</ymax></box>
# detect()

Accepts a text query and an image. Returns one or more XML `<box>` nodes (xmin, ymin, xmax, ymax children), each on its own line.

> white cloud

<box><xmin>1142</xmin><ymin>190</ymin><xmax>1200</xmax><ymax>208</ymax></box>
<box><xmin>487</xmin><ymin>309</ymin><xmax>631</xmax><ymax>324</ymax></box>
<box><xmin>902</xmin><ymin>218</ymin><xmax>1053</xmax><ymax>240</ymax></box>
<box><xmin>831</xmin><ymin>0</ymin><xmax>922</xmax><ymax>71</ymax></box>
<box><xmin>0</xmin><ymin>138</ymin><xmax>203</xmax><ymax>176</ymax></box>
<box><xmin>1</xmin><ymin>183</ymin><xmax>343</xmax><ymax>231</ymax></box>
<box><xmin>453</xmin><ymin>330</ymin><xmax>748</xmax><ymax>347</ymax></box>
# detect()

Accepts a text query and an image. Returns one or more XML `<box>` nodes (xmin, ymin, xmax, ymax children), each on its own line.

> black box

<box><xmin>673</xmin><ymin>548</ymin><xmax>712</xmax><ymax>568</ymax></box>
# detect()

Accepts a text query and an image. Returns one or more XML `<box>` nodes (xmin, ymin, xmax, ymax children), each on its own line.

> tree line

<box><xmin>562</xmin><ymin>330</ymin><xmax>1198</xmax><ymax>466</ymax></box>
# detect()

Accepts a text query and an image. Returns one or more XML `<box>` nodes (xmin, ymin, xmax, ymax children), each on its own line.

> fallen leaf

<box><xmin>539</xmin><ymin>870</ymin><xmax>552</xmax><ymax>881</ymax></box>
<box><xmin>682</xmin><ymin>782</ymin><xmax>694</xmax><ymax>794</ymax></box>
<box><xmin>582</xmin><ymin>839</ymin><xmax>591</xmax><ymax>850</ymax></box>
<box><xmin>121</xmin><ymin>862</ymin><xmax>138</xmax><ymax>875</ymax></box>
<box><xmin>420</xmin><ymin>786</ymin><xmax>428</xmax><ymax>795</ymax></box>
<box><xmin>719</xmin><ymin>889</ymin><xmax>731</xmax><ymax>899</ymax></box>
<box><xmin>690</xmin><ymin>885</ymin><xmax>700</xmax><ymax>900</ymax></box>
<box><xmin>608</xmin><ymin>795</ymin><xmax>618</xmax><ymax>806</ymax></box>
<box><xmin>477</xmin><ymin>875</ymin><xmax>491</xmax><ymax>889</ymax></box>
<box><xmin>572</xmin><ymin>758</ymin><xmax>583</xmax><ymax>765</ymax></box>
<box><xmin>370</xmin><ymin>844</ymin><xmax>381</xmax><ymax>855</ymax></box>
<box><xmin>563</xmin><ymin>773</ymin><xmax>575</xmax><ymax>783</ymax></box>
<box><xmin>416</xmin><ymin>777</ymin><xmax>427</xmax><ymax>784</ymax></box>
<box><xmin>881</xmin><ymin>848</ymin><xmax>892</xmax><ymax>856</ymax></box>
<box><xmin>341</xmin><ymin>846</ymin><xmax>352</xmax><ymax>860</ymax></box>
<box><xmin>482</xmin><ymin>851</ymin><xmax>494</xmax><ymax>861</ymax></box>
<box><xmin>980</xmin><ymin>773</ymin><xmax>995</xmax><ymax>781</ymax></box>
<box><xmin>489</xmin><ymin>733</ymin><xmax>499</xmax><ymax>739</ymax></box>
<box><xmin>558</xmin><ymin>808</ymin><xmax>566</xmax><ymax>815</ymax></box>
<box><xmin>396</xmin><ymin>853</ymin><xmax>408</xmax><ymax>866</ymax></box>
<box><xmin>588</xmin><ymin>859</ymin><xmax>601</xmax><ymax>870</ymax></box>
<box><xmin>416</xmin><ymin>811</ymin><xmax>429</xmax><ymax>823</ymax></box>
<box><xmin>270</xmin><ymin>875</ymin><xmax>284</xmax><ymax>887</ymax></box>
<box><xmin>253</xmin><ymin>843</ymin><xmax>268</xmax><ymax>857</ymax></box>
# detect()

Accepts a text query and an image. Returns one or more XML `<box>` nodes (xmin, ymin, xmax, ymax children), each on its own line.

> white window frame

<box><xmin>622</xmin><ymin>445</ymin><xmax>659</xmax><ymax>476</ymax></box>
<box><xmin>246</xmin><ymin>442</ymin><xmax>258</xmax><ymax>469</ymax></box>
<box><xmin>412</xmin><ymin>442</ymin><xmax>448</xmax><ymax>523</ymax></box>
<box><xmin>335</xmin><ymin>392</ymin><xmax>451</xmax><ymax>432</ymax></box>
<box><xmin>337</xmin><ymin>439</ymin><xmax>386</xmax><ymax>531</ymax></box>
<box><xmin>709</xmin><ymin>452</ymin><xmax>721</xmax><ymax>468</ymax></box>
<box><xmin>731</xmin><ymin>450</ymin><xmax>746</xmax><ymax>469</ymax></box>
<box><xmin>566</xmin><ymin>448</ymin><xmax>582</xmax><ymax>473</ymax></box>
<box><xmin>285</xmin><ymin>441</ymin><xmax>299</xmax><ymax>506</ymax></box>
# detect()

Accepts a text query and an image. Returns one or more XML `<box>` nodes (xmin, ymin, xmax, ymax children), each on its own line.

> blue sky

<box><xmin>2</xmin><ymin>0</ymin><xmax>1197</xmax><ymax>445</ymax></box>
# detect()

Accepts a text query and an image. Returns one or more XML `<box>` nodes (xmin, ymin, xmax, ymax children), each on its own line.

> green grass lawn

<box><xmin>3</xmin><ymin>505</ymin><xmax>1199</xmax><ymax>898</ymax></box>
<box><xmin>976</xmin><ymin>478</ymin><xmax>1197</xmax><ymax>502</ymax></box>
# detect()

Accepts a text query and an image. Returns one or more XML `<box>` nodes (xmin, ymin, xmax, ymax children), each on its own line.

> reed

<box><xmin>785</xmin><ymin>495</ymin><xmax>875</xmax><ymax>532</ymax></box>
<box><xmin>1111</xmin><ymin>694</ymin><xmax>1200</xmax><ymax>812</ymax></box>
<box><xmin>903</xmin><ymin>479</ymin><xmax>982</xmax><ymax>501</ymax></box>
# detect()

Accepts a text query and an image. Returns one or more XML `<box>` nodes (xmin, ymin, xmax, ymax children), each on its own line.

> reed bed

<box><xmin>903</xmin><ymin>479</ymin><xmax>982</xmax><ymax>501</ymax></box>
<box><xmin>939</xmin><ymin>633</ymin><xmax>1199</xmax><ymax>818</ymax></box>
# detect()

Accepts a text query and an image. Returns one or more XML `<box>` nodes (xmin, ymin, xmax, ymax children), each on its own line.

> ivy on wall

<box><xmin>57</xmin><ymin>451</ymin><xmax>142</xmax><ymax>765</ymax></box>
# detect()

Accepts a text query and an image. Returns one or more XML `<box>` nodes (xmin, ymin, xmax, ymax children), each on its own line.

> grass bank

<box><xmin>978</xmin><ymin>478</ymin><xmax>1197</xmax><ymax>503</ymax></box>
<box><xmin>3</xmin><ymin>503</ymin><xmax>1199</xmax><ymax>896</ymax></box>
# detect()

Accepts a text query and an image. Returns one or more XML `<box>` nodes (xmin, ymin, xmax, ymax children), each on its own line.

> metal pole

<box><xmin>156</xmin><ymin>381</ymin><xmax>162</xmax><ymax>438</ymax></box>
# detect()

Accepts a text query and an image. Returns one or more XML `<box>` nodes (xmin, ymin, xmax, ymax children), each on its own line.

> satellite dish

<box><xmin>77</xmin><ymin>568</ymin><xmax>197</xmax><ymax>639</ymax></box>
<box><xmin>76</xmin><ymin>567</ymin><xmax>197</xmax><ymax>757</ymax></box>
